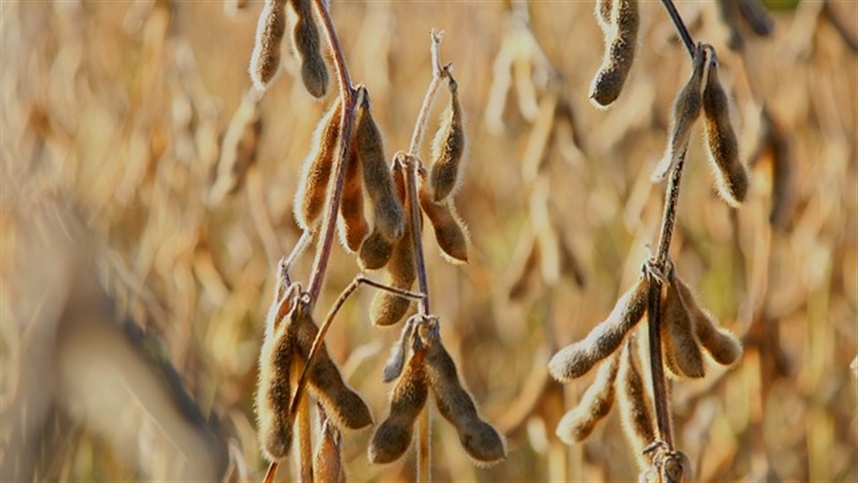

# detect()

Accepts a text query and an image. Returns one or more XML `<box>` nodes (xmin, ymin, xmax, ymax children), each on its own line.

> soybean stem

<box><xmin>660</xmin><ymin>0</ymin><xmax>696</xmax><ymax>59</ymax></box>
<box><xmin>408</xmin><ymin>30</ymin><xmax>448</xmax><ymax>159</ymax></box>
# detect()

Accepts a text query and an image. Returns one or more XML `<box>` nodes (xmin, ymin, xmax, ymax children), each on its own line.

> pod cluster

<box><xmin>249</xmin><ymin>0</ymin><xmax>328</xmax><ymax>97</ymax></box>
<box><xmin>368</xmin><ymin>318</ymin><xmax>507</xmax><ymax>466</ymax></box>
<box><xmin>547</xmin><ymin>262</ymin><xmax>742</xmax><ymax>464</ymax></box>
<box><xmin>255</xmin><ymin>269</ymin><xmax>372</xmax><ymax>463</ymax></box>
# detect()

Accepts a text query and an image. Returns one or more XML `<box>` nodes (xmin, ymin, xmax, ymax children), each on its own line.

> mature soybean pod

<box><xmin>368</xmin><ymin>349</ymin><xmax>429</xmax><ymax>464</ymax></box>
<box><xmin>595</xmin><ymin>0</ymin><xmax>614</xmax><ymax>33</ymax></box>
<box><xmin>356</xmin><ymin>95</ymin><xmax>405</xmax><ymax>242</ymax></box>
<box><xmin>661</xmin><ymin>280</ymin><xmax>705</xmax><ymax>379</ymax></box>
<box><xmin>255</xmin><ymin>312</ymin><xmax>294</xmax><ymax>461</ymax></box>
<box><xmin>589</xmin><ymin>0</ymin><xmax>639</xmax><ymax>108</ymax></box>
<box><xmin>617</xmin><ymin>340</ymin><xmax>656</xmax><ymax>465</ymax></box>
<box><xmin>249</xmin><ymin>0</ymin><xmax>287</xmax><ymax>91</ymax></box>
<box><xmin>294</xmin><ymin>99</ymin><xmax>342</xmax><ymax>230</ymax></box>
<box><xmin>548</xmin><ymin>277</ymin><xmax>649</xmax><ymax>381</ymax></box>
<box><xmin>652</xmin><ymin>45</ymin><xmax>705</xmax><ymax>182</ymax></box>
<box><xmin>418</xmin><ymin>180</ymin><xmax>469</xmax><ymax>264</ymax></box>
<box><xmin>555</xmin><ymin>351</ymin><xmax>620</xmax><ymax>444</ymax></box>
<box><xmin>288</xmin><ymin>0</ymin><xmax>328</xmax><ymax>97</ymax></box>
<box><xmin>429</xmin><ymin>78</ymin><xmax>465</xmax><ymax>203</ymax></box>
<box><xmin>338</xmin><ymin>138</ymin><xmax>369</xmax><ymax>253</ymax></box>
<box><xmin>422</xmin><ymin>328</ymin><xmax>506</xmax><ymax>465</ymax></box>
<box><xmin>314</xmin><ymin>423</ymin><xmax>345</xmax><ymax>483</ymax></box>
<box><xmin>290</xmin><ymin>306</ymin><xmax>373</xmax><ymax>429</ymax></box>
<box><xmin>673</xmin><ymin>276</ymin><xmax>742</xmax><ymax>366</ymax></box>
<box><xmin>702</xmin><ymin>53</ymin><xmax>749</xmax><ymax>207</ymax></box>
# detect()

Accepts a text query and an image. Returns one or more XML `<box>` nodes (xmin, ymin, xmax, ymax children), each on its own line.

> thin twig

<box><xmin>263</xmin><ymin>462</ymin><xmax>279</xmax><ymax>483</ymax></box>
<box><xmin>408</xmin><ymin>30</ymin><xmax>449</xmax><ymax>159</ymax></box>
<box><xmin>403</xmin><ymin>155</ymin><xmax>432</xmax><ymax>316</ymax></box>
<box><xmin>660</xmin><ymin>0</ymin><xmax>696</xmax><ymax>59</ymax></box>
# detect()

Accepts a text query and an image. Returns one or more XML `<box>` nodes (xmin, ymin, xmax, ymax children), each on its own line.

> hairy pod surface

<box><xmin>617</xmin><ymin>340</ymin><xmax>656</xmax><ymax>464</ymax></box>
<box><xmin>418</xmin><ymin>180</ymin><xmax>469</xmax><ymax>264</ymax></box>
<box><xmin>358</xmin><ymin>229</ymin><xmax>394</xmax><ymax>270</ymax></box>
<box><xmin>370</xmin><ymin>165</ymin><xmax>416</xmax><ymax>326</ymax></box>
<box><xmin>661</xmin><ymin>279</ymin><xmax>706</xmax><ymax>379</ymax></box>
<box><xmin>595</xmin><ymin>0</ymin><xmax>614</xmax><ymax>33</ymax></box>
<box><xmin>422</xmin><ymin>326</ymin><xmax>507</xmax><ymax>465</ymax></box>
<box><xmin>294</xmin><ymin>99</ymin><xmax>342</xmax><ymax>230</ymax></box>
<box><xmin>429</xmin><ymin>78</ymin><xmax>466</xmax><ymax>203</ymax></box>
<box><xmin>549</xmin><ymin>277</ymin><xmax>649</xmax><ymax>381</ymax></box>
<box><xmin>652</xmin><ymin>45</ymin><xmax>706</xmax><ymax>182</ymax></box>
<box><xmin>383</xmin><ymin>320</ymin><xmax>415</xmax><ymax>383</ymax></box>
<box><xmin>338</xmin><ymin>139</ymin><xmax>369</xmax><ymax>252</ymax></box>
<box><xmin>673</xmin><ymin>275</ymin><xmax>743</xmax><ymax>365</ymax></box>
<box><xmin>555</xmin><ymin>351</ymin><xmax>620</xmax><ymax>444</ymax></box>
<box><xmin>368</xmin><ymin>348</ymin><xmax>429</xmax><ymax>464</ymax></box>
<box><xmin>589</xmin><ymin>0</ymin><xmax>639</xmax><ymax>108</ymax></box>
<box><xmin>288</xmin><ymin>0</ymin><xmax>328</xmax><ymax>97</ymax></box>
<box><xmin>357</xmin><ymin>97</ymin><xmax>405</xmax><ymax>242</ymax></box>
<box><xmin>256</xmin><ymin>319</ymin><xmax>295</xmax><ymax>461</ymax></box>
<box><xmin>314</xmin><ymin>424</ymin><xmax>346</xmax><ymax>483</ymax></box>
<box><xmin>249</xmin><ymin>0</ymin><xmax>287</xmax><ymax>91</ymax></box>
<box><xmin>291</xmin><ymin>306</ymin><xmax>374</xmax><ymax>429</ymax></box>
<box><xmin>702</xmin><ymin>54</ymin><xmax>749</xmax><ymax>207</ymax></box>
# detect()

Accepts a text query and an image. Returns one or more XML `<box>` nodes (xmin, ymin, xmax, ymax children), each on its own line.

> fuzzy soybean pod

<box><xmin>370</xmin><ymin>165</ymin><xmax>416</xmax><ymax>327</ymax></box>
<box><xmin>249</xmin><ymin>0</ymin><xmax>287</xmax><ymax>91</ymax></box>
<box><xmin>314</xmin><ymin>422</ymin><xmax>346</xmax><ymax>483</ymax></box>
<box><xmin>595</xmin><ymin>0</ymin><xmax>614</xmax><ymax>33</ymax></box>
<box><xmin>368</xmin><ymin>347</ymin><xmax>429</xmax><ymax>464</ymax></box>
<box><xmin>357</xmin><ymin>96</ymin><xmax>406</xmax><ymax>242</ymax></box>
<box><xmin>660</xmin><ymin>279</ymin><xmax>706</xmax><ymax>379</ymax></box>
<box><xmin>652</xmin><ymin>45</ymin><xmax>706</xmax><ymax>182</ymax></box>
<box><xmin>673</xmin><ymin>276</ymin><xmax>743</xmax><ymax>366</ymax></box>
<box><xmin>617</xmin><ymin>340</ymin><xmax>656</xmax><ymax>464</ymax></box>
<box><xmin>428</xmin><ymin>78</ymin><xmax>465</xmax><ymax>203</ymax></box>
<box><xmin>290</xmin><ymin>306</ymin><xmax>374</xmax><ymax>430</ymax></box>
<box><xmin>294</xmin><ymin>99</ymin><xmax>342</xmax><ymax>230</ymax></box>
<box><xmin>288</xmin><ymin>0</ymin><xmax>328</xmax><ymax>98</ymax></box>
<box><xmin>422</xmin><ymin>326</ymin><xmax>507</xmax><ymax>465</ymax></box>
<box><xmin>555</xmin><ymin>351</ymin><xmax>620</xmax><ymax>444</ymax></box>
<box><xmin>418</xmin><ymin>180</ymin><xmax>469</xmax><ymax>264</ymax></box>
<box><xmin>589</xmin><ymin>0</ymin><xmax>639</xmax><ymax>108</ymax></box>
<box><xmin>549</xmin><ymin>277</ymin><xmax>649</xmax><ymax>381</ymax></box>
<box><xmin>702</xmin><ymin>54</ymin><xmax>749</xmax><ymax>207</ymax></box>
<box><xmin>338</xmin><ymin>137</ymin><xmax>369</xmax><ymax>253</ymax></box>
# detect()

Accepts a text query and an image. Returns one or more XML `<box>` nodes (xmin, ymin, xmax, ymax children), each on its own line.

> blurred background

<box><xmin>1</xmin><ymin>0</ymin><xmax>856</xmax><ymax>481</ymax></box>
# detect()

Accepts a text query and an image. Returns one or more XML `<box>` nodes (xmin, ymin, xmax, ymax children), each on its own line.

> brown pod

<box><xmin>256</xmin><ymin>295</ymin><xmax>296</xmax><ymax>461</ymax></box>
<box><xmin>555</xmin><ymin>351</ymin><xmax>620</xmax><ymax>444</ymax></box>
<box><xmin>595</xmin><ymin>0</ymin><xmax>614</xmax><ymax>33</ymax></box>
<box><xmin>589</xmin><ymin>0</ymin><xmax>639</xmax><ymax>108</ymax></box>
<box><xmin>368</xmin><ymin>348</ymin><xmax>429</xmax><ymax>464</ymax></box>
<box><xmin>370</xmin><ymin>164</ymin><xmax>416</xmax><ymax>327</ymax></box>
<box><xmin>548</xmin><ymin>277</ymin><xmax>649</xmax><ymax>381</ymax></box>
<box><xmin>249</xmin><ymin>0</ymin><xmax>287</xmax><ymax>91</ymax></box>
<box><xmin>294</xmin><ymin>99</ymin><xmax>342</xmax><ymax>230</ymax></box>
<box><xmin>418</xmin><ymin>181</ymin><xmax>469</xmax><ymax>264</ymax></box>
<box><xmin>617</xmin><ymin>339</ymin><xmax>656</xmax><ymax>463</ymax></box>
<box><xmin>288</xmin><ymin>0</ymin><xmax>328</xmax><ymax>98</ymax></box>
<box><xmin>357</xmin><ymin>95</ymin><xmax>405</xmax><ymax>242</ymax></box>
<box><xmin>383</xmin><ymin>319</ymin><xmax>416</xmax><ymax>383</ymax></box>
<box><xmin>338</xmin><ymin>138</ymin><xmax>369</xmax><ymax>253</ymax></box>
<box><xmin>673</xmin><ymin>275</ymin><xmax>743</xmax><ymax>366</ymax></box>
<box><xmin>290</xmin><ymin>306</ymin><xmax>374</xmax><ymax>429</ymax></box>
<box><xmin>702</xmin><ymin>53</ymin><xmax>749</xmax><ymax>207</ymax></box>
<box><xmin>652</xmin><ymin>45</ymin><xmax>706</xmax><ymax>182</ymax></box>
<box><xmin>358</xmin><ymin>229</ymin><xmax>394</xmax><ymax>271</ymax></box>
<box><xmin>660</xmin><ymin>450</ymin><xmax>693</xmax><ymax>483</ymax></box>
<box><xmin>422</xmin><ymin>325</ymin><xmax>507</xmax><ymax>465</ymax></box>
<box><xmin>314</xmin><ymin>422</ymin><xmax>346</xmax><ymax>483</ymax></box>
<box><xmin>661</xmin><ymin>279</ymin><xmax>705</xmax><ymax>379</ymax></box>
<box><xmin>429</xmin><ymin>78</ymin><xmax>466</xmax><ymax>203</ymax></box>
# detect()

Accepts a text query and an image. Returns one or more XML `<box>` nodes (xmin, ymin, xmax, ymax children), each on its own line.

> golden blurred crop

<box><xmin>1</xmin><ymin>0</ymin><xmax>856</xmax><ymax>481</ymax></box>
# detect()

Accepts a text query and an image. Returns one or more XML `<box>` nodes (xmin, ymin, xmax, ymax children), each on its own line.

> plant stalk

<box><xmin>660</xmin><ymin>0</ymin><xmax>696</xmax><ymax>59</ymax></box>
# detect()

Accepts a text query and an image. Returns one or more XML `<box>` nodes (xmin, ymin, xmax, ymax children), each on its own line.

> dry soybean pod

<box><xmin>595</xmin><ymin>0</ymin><xmax>614</xmax><ymax>33</ymax></box>
<box><xmin>549</xmin><ymin>276</ymin><xmax>649</xmax><ymax>381</ymax></box>
<box><xmin>418</xmin><ymin>175</ymin><xmax>469</xmax><ymax>264</ymax></box>
<box><xmin>290</xmin><ymin>304</ymin><xmax>373</xmax><ymax>429</ymax></box>
<box><xmin>555</xmin><ymin>351</ymin><xmax>620</xmax><ymax>444</ymax></box>
<box><xmin>617</xmin><ymin>338</ymin><xmax>656</xmax><ymax>465</ymax></box>
<box><xmin>357</xmin><ymin>93</ymin><xmax>405</xmax><ymax>242</ymax></box>
<box><xmin>421</xmin><ymin>323</ymin><xmax>506</xmax><ymax>465</ymax></box>
<box><xmin>652</xmin><ymin>44</ymin><xmax>705</xmax><ymax>182</ymax></box>
<box><xmin>661</xmin><ymin>276</ymin><xmax>705</xmax><ymax>379</ymax></box>
<box><xmin>249</xmin><ymin>0</ymin><xmax>287</xmax><ymax>91</ymax></box>
<box><xmin>673</xmin><ymin>274</ymin><xmax>742</xmax><ymax>366</ymax></box>
<box><xmin>314</xmin><ymin>422</ymin><xmax>346</xmax><ymax>483</ymax></box>
<box><xmin>368</xmin><ymin>345</ymin><xmax>429</xmax><ymax>464</ymax></box>
<box><xmin>589</xmin><ymin>0</ymin><xmax>639</xmax><ymax>108</ymax></box>
<box><xmin>370</xmin><ymin>162</ymin><xmax>416</xmax><ymax>327</ymax></box>
<box><xmin>702</xmin><ymin>50</ymin><xmax>749</xmax><ymax>207</ymax></box>
<box><xmin>294</xmin><ymin>98</ymin><xmax>342</xmax><ymax>230</ymax></box>
<box><xmin>358</xmin><ymin>229</ymin><xmax>394</xmax><ymax>271</ymax></box>
<box><xmin>428</xmin><ymin>76</ymin><xmax>465</xmax><ymax>203</ymax></box>
<box><xmin>383</xmin><ymin>317</ymin><xmax>416</xmax><ymax>383</ymax></box>
<box><xmin>338</xmin><ymin>135</ymin><xmax>369</xmax><ymax>253</ymax></box>
<box><xmin>288</xmin><ymin>0</ymin><xmax>328</xmax><ymax>98</ymax></box>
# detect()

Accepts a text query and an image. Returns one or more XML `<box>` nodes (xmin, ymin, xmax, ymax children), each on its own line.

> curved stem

<box><xmin>408</xmin><ymin>30</ymin><xmax>448</xmax><ymax>158</ymax></box>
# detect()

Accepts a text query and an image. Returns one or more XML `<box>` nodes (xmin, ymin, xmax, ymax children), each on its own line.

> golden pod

<box><xmin>338</xmin><ymin>138</ymin><xmax>369</xmax><ymax>253</ymax></box>
<box><xmin>418</xmin><ymin>179</ymin><xmax>469</xmax><ymax>264</ymax></box>
<box><xmin>429</xmin><ymin>78</ymin><xmax>466</xmax><ymax>203</ymax></box>
<box><xmin>249</xmin><ymin>0</ymin><xmax>287</xmax><ymax>91</ymax></box>
<box><xmin>555</xmin><ymin>351</ymin><xmax>620</xmax><ymax>444</ymax></box>
<box><xmin>617</xmin><ymin>339</ymin><xmax>656</xmax><ymax>466</ymax></box>
<box><xmin>294</xmin><ymin>99</ymin><xmax>342</xmax><ymax>230</ymax></box>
